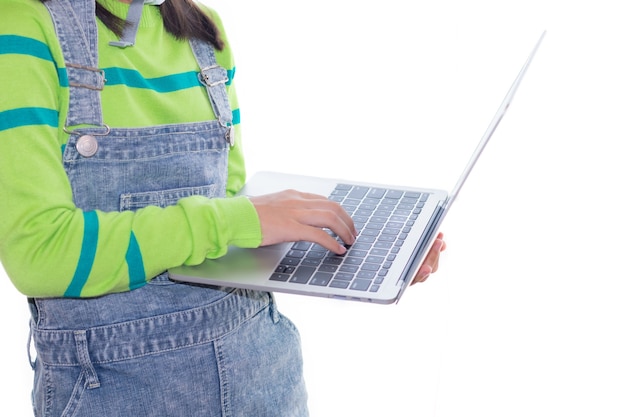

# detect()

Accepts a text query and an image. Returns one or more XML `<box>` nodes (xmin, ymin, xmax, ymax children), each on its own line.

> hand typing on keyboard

<box><xmin>251</xmin><ymin>188</ymin><xmax>446</xmax><ymax>293</ymax></box>
<box><xmin>250</xmin><ymin>189</ymin><xmax>357</xmax><ymax>254</ymax></box>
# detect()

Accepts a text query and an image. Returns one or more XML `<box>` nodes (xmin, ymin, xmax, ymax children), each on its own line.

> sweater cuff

<box><xmin>221</xmin><ymin>195</ymin><xmax>262</xmax><ymax>249</ymax></box>
<box><xmin>178</xmin><ymin>195</ymin><xmax>262</xmax><ymax>265</ymax></box>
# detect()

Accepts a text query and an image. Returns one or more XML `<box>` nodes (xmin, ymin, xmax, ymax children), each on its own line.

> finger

<box><xmin>302</xmin><ymin>226</ymin><xmax>349</xmax><ymax>255</ymax></box>
<box><xmin>411</xmin><ymin>237</ymin><xmax>445</xmax><ymax>284</ymax></box>
<box><xmin>294</xmin><ymin>192</ymin><xmax>357</xmax><ymax>237</ymax></box>
<box><xmin>296</xmin><ymin>207</ymin><xmax>356</xmax><ymax>246</ymax></box>
<box><xmin>412</xmin><ymin>264</ymin><xmax>433</xmax><ymax>285</ymax></box>
<box><xmin>251</xmin><ymin>190</ymin><xmax>356</xmax><ymax>252</ymax></box>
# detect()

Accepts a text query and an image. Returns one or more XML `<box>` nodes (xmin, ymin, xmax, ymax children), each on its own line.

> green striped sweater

<box><xmin>0</xmin><ymin>0</ymin><xmax>262</xmax><ymax>297</ymax></box>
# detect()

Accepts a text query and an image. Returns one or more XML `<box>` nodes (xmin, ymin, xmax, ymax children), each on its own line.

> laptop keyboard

<box><xmin>270</xmin><ymin>184</ymin><xmax>429</xmax><ymax>293</ymax></box>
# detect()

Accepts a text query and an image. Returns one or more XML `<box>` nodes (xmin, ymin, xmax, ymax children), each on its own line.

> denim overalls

<box><xmin>28</xmin><ymin>1</ymin><xmax>308</xmax><ymax>416</ymax></box>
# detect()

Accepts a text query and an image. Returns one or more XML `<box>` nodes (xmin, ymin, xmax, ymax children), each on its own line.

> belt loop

<box><xmin>27</xmin><ymin>321</ymin><xmax>36</xmax><ymax>370</ymax></box>
<box><xmin>74</xmin><ymin>330</ymin><xmax>101</xmax><ymax>389</ymax></box>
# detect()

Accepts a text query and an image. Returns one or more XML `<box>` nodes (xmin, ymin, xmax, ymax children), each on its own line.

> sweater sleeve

<box><xmin>0</xmin><ymin>1</ymin><xmax>261</xmax><ymax>298</ymax></box>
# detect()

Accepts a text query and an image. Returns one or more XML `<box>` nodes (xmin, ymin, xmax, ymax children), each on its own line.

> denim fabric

<box><xmin>30</xmin><ymin>1</ymin><xmax>309</xmax><ymax>416</ymax></box>
<box><xmin>30</xmin><ymin>287</ymin><xmax>308</xmax><ymax>417</ymax></box>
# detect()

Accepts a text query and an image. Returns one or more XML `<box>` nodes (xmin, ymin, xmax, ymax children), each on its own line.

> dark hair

<box><xmin>41</xmin><ymin>0</ymin><xmax>224</xmax><ymax>50</ymax></box>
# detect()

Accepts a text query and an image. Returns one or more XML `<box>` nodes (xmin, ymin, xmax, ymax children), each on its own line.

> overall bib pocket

<box><xmin>120</xmin><ymin>184</ymin><xmax>221</xmax><ymax>211</ymax></box>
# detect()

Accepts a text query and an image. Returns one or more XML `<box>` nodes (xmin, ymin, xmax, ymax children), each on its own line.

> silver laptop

<box><xmin>169</xmin><ymin>32</ymin><xmax>545</xmax><ymax>304</ymax></box>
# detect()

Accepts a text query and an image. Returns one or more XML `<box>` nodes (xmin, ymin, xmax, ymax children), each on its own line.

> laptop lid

<box><xmin>168</xmin><ymin>31</ymin><xmax>545</xmax><ymax>304</ymax></box>
<box><xmin>446</xmin><ymin>30</ymin><xmax>546</xmax><ymax>210</ymax></box>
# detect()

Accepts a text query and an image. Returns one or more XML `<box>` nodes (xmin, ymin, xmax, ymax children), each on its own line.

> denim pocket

<box><xmin>119</xmin><ymin>184</ymin><xmax>220</xmax><ymax>211</ymax></box>
<box><xmin>34</xmin><ymin>363</ymin><xmax>89</xmax><ymax>417</ymax></box>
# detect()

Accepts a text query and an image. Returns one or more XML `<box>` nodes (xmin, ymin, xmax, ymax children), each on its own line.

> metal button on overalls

<box><xmin>76</xmin><ymin>135</ymin><xmax>98</xmax><ymax>157</ymax></box>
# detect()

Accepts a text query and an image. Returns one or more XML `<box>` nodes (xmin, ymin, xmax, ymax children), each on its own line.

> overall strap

<box><xmin>190</xmin><ymin>38</ymin><xmax>235</xmax><ymax>146</ymax></box>
<box><xmin>44</xmin><ymin>0</ymin><xmax>105</xmax><ymax>130</ymax></box>
<box><xmin>44</xmin><ymin>0</ymin><xmax>233</xmax><ymax>144</ymax></box>
<box><xmin>108</xmin><ymin>0</ymin><xmax>145</xmax><ymax>48</ymax></box>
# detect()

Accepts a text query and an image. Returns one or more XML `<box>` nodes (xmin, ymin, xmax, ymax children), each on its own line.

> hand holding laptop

<box><xmin>250</xmin><ymin>189</ymin><xmax>447</xmax><ymax>285</ymax></box>
<box><xmin>412</xmin><ymin>232</ymin><xmax>446</xmax><ymax>284</ymax></box>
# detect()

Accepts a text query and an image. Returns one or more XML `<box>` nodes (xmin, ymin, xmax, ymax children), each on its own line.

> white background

<box><xmin>2</xmin><ymin>0</ymin><xmax>625</xmax><ymax>416</ymax></box>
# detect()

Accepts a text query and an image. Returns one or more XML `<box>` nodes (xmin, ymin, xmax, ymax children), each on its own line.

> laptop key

<box><xmin>339</xmin><ymin>265</ymin><xmax>359</xmax><ymax>273</ymax></box>
<box><xmin>290</xmin><ymin>266</ymin><xmax>315</xmax><ymax>284</ymax></box>
<box><xmin>292</xmin><ymin>241</ymin><xmax>313</xmax><ymax>251</ymax></box>
<box><xmin>367</xmin><ymin>188</ymin><xmax>387</xmax><ymax>199</ymax></box>
<box><xmin>270</xmin><ymin>273</ymin><xmax>290</xmax><ymax>282</ymax></box>
<box><xmin>301</xmin><ymin>258</ymin><xmax>322</xmax><ymax>267</ymax></box>
<box><xmin>370</xmin><ymin>248</ymin><xmax>389</xmax><ymax>257</ymax></box>
<box><xmin>329</xmin><ymin>279</ymin><xmax>350</xmax><ymax>289</ymax></box>
<box><xmin>323</xmin><ymin>256</ymin><xmax>344</xmax><ymax>266</ymax></box>
<box><xmin>357</xmin><ymin>270</ymin><xmax>376</xmax><ymax>279</ymax></box>
<box><xmin>347</xmin><ymin>186</ymin><xmax>369</xmax><ymax>199</ymax></box>
<box><xmin>275</xmin><ymin>265</ymin><xmax>296</xmax><ymax>274</ymax></box>
<box><xmin>287</xmin><ymin>249</ymin><xmax>306</xmax><ymax>258</ymax></box>
<box><xmin>334</xmin><ymin>272</ymin><xmax>355</xmax><ymax>281</ymax></box>
<box><xmin>365</xmin><ymin>255</ymin><xmax>385</xmax><ymax>264</ymax></box>
<box><xmin>384</xmin><ymin>190</ymin><xmax>404</xmax><ymax>199</ymax></box>
<box><xmin>346</xmin><ymin>249</ymin><xmax>368</xmax><ymax>258</ymax></box>
<box><xmin>319</xmin><ymin>264</ymin><xmax>338</xmax><ymax>273</ymax></box>
<box><xmin>280</xmin><ymin>257</ymin><xmax>301</xmax><ymax>266</ymax></box>
<box><xmin>343</xmin><ymin>257</ymin><xmax>363</xmax><ymax>266</ymax></box>
<box><xmin>350</xmin><ymin>279</ymin><xmax>371</xmax><ymax>291</ymax></box>
<box><xmin>309</xmin><ymin>272</ymin><xmax>333</xmax><ymax>286</ymax></box>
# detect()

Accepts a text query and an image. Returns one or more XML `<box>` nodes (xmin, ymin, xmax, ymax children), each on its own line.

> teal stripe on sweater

<box><xmin>0</xmin><ymin>35</ymin><xmax>53</xmax><ymax>61</ymax></box>
<box><xmin>102</xmin><ymin>66</ymin><xmax>236</xmax><ymax>92</ymax></box>
<box><xmin>0</xmin><ymin>108</ymin><xmax>58</xmax><ymax>132</ymax></box>
<box><xmin>126</xmin><ymin>232</ymin><xmax>146</xmax><ymax>290</ymax></box>
<box><xmin>226</xmin><ymin>67</ymin><xmax>235</xmax><ymax>86</ymax></box>
<box><xmin>103</xmin><ymin>68</ymin><xmax>202</xmax><ymax>92</ymax></box>
<box><xmin>0</xmin><ymin>35</ymin><xmax>67</xmax><ymax>86</ymax></box>
<box><xmin>232</xmin><ymin>108</ymin><xmax>240</xmax><ymax>125</ymax></box>
<box><xmin>64</xmin><ymin>211</ymin><xmax>99</xmax><ymax>297</ymax></box>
